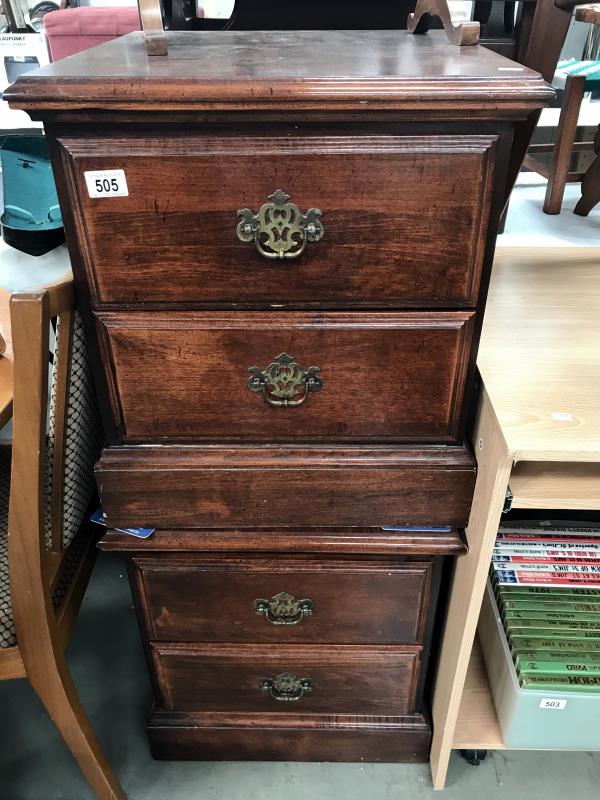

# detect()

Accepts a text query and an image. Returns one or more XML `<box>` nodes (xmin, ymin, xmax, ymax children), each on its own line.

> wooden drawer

<box><xmin>96</xmin><ymin>444</ymin><xmax>476</xmax><ymax>529</ymax></box>
<box><xmin>151</xmin><ymin>643</ymin><xmax>421</xmax><ymax>715</ymax></box>
<box><xmin>147</xmin><ymin>711</ymin><xmax>432</xmax><ymax>763</ymax></box>
<box><xmin>97</xmin><ymin>311</ymin><xmax>475</xmax><ymax>443</ymax></box>
<box><xmin>132</xmin><ymin>555</ymin><xmax>435</xmax><ymax>644</ymax></box>
<box><xmin>59</xmin><ymin>133</ymin><xmax>496</xmax><ymax>309</ymax></box>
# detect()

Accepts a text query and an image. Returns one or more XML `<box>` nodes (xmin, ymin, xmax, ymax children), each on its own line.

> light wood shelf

<box><xmin>452</xmin><ymin>638</ymin><xmax>504</xmax><ymax>751</ymax></box>
<box><xmin>431</xmin><ymin>247</ymin><xmax>600</xmax><ymax>789</ymax></box>
<box><xmin>510</xmin><ymin>461</ymin><xmax>600</xmax><ymax>510</ymax></box>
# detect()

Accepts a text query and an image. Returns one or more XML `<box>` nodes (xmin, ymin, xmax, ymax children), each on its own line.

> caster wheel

<box><xmin>461</xmin><ymin>749</ymin><xmax>488</xmax><ymax>766</ymax></box>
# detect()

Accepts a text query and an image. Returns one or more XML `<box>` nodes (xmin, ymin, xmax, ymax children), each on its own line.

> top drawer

<box><xmin>58</xmin><ymin>133</ymin><xmax>496</xmax><ymax>309</ymax></box>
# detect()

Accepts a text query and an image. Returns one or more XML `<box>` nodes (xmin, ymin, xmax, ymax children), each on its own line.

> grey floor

<box><xmin>499</xmin><ymin>173</ymin><xmax>600</xmax><ymax>248</ymax></box>
<box><xmin>1</xmin><ymin>552</ymin><xmax>599</xmax><ymax>800</ymax></box>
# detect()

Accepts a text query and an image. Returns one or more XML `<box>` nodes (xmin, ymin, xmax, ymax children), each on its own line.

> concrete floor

<box><xmin>500</xmin><ymin>173</ymin><xmax>600</xmax><ymax>248</ymax></box>
<box><xmin>1</xmin><ymin>552</ymin><xmax>599</xmax><ymax>800</ymax></box>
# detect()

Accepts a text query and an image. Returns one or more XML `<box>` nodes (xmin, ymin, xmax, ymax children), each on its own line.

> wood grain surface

<box><xmin>479</xmin><ymin>247</ymin><xmax>600</xmax><ymax>461</ymax></box>
<box><xmin>96</xmin><ymin>444</ymin><xmax>476</xmax><ymax>528</ymax></box>
<box><xmin>97</xmin><ymin>311</ymin><xmax>475</xmax><ymax>443</ymax></box>
<box><xmin>60</xmin><ymin>134</ymin><xmax>495</xmax><ymax>309</ymax></box>
<box><xmin>132</xmin><ymin>555</ymin><xmax>434</xmax><ymax>644</ymax></box>
<box><xmin>5</xmin><ymin>31</ymin><xmax>553</xmax><ymax>116</ymax></box>
<box><xmin>98</xmin><ymin>526</ymin><xmax>467</xmax><ymax>555</ymax></box>
<box><xmin>147</xmin><ymin>708</ymin><xmax>432</xmax><ymax>762</ymax></box>
<box><xmin>151</xmin><ymin>642</ymin><xmax>421</xmax><ymax>715</ymax></box>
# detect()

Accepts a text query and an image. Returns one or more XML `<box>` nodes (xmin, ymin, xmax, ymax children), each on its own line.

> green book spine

<box><xmin>496</xmin><ymin>585</ymin><xmax>600</xmax><ymax>598</ymax></box>
<box><xmin>501</xmin><ymin>599</ymin><xmax>600</xmax><ymax>612</ymax></box>
<box><xmin>503</xmin><ymin>609</ymin><xmax>600</xmax><ymax>623</ymax></box>
<box><xmin>510</xmin><ymin>637</ymin><xmax>600</xmax><ymax>653</ymax></box>
<box><xmin>508</xmin><ymin>627</ymin><xmax>600</xmax><ymax>640</ymax></box>
<box><xmin>519</xmin><ymin>674</ymin><xmax>600</xmax><ymax>692</ymax></box>
<box><xmin>505</xmin><ymin>618</ymin><xmax>600</xmax><ymax>631</ymax></box>
<box><xmin>514</xmin><ymin>650</ymin><xmax>600</xmax><ymax>663</ymax></box>
<box><xmin>517</xmin><ymin>658</ymin><xmax>600</xmax><ymax>676</ymax></box>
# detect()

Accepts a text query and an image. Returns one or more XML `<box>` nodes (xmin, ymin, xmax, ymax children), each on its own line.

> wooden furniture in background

<box><xmin>134</xmin><ymin>0</ymin><xmax>575</xmax><ymax>213</ymax></box>
<box><xmin>524</xmin><ymin>5</ymin><xmax>600</xmax><ymax>215</ymax></box>
<box><xmin>407</xmin><ymin>0</ymin><xmax>481</xmax><ymax>45</ymax></box>
<box><xmin>573</xmin><ymin>3</ymin><xmax>600</xmax><ymax>216</ymax></box>
<box><xmin>525</xmin><ymin>70</ymin><xmax>590</xmax><ymax>213</ymax></box>
<box><xmin>0</xmin><ymin>277</ymin><xmax>124</xmax><ymax>799</ymax></box>
<box><xmin>7</xmin><ymin>30</ymin><xmax>550</xmax><ymax>763</ymax></box>
<box><xmin>430</xmin><ymin>247</ymin><xmax>600</xmax><ymax>788</ymax></box>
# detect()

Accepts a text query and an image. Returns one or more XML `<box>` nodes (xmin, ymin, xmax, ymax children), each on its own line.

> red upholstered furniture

<box><xmin>44</xmin><ymin>7</ymin><xmax>141</xmax><ymax>61</ymax></box>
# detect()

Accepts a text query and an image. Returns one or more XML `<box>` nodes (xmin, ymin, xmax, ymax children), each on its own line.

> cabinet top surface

<box><xmin>479</xmin><ymin>247</ymin><xmax>600</xmax><ymax>462</ymax></box>
<box><xmin>6</xmin><ymin>30</ymin><xmax>552</xmax><ymax>114</ymax></box>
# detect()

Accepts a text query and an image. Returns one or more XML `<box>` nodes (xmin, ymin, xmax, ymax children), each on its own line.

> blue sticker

<box><xmin>381</xmin><ymin>525</ymin><xmax>453</xmax><ymax>532</ymax></box>
<box><xmin>90</xmin><ymin>507</ymin><xmax>155</xmax><ymax>539</ymax></box>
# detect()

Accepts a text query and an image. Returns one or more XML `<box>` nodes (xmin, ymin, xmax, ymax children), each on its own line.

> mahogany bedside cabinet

<box><xmin>6</xmin><ymin>30</ymin><xmax>551</xmax><ymax>763</ymax></box>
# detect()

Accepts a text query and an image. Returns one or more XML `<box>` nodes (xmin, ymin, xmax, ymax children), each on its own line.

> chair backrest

<box><xmin>8</xmin><ymin>278</ymin><xmax>101</xmax><ymax>631</ymax></box>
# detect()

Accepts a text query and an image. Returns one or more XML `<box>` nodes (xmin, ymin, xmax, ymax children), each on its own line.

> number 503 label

<box><xmin>539</xmin><ymin>698</ymin><xmax>567</xmax><ymax>710</ymax></box>
<box><xmin>84</xmin><ymin>169</ymin><xmax>129</xmax><ymax>198</ymax></box>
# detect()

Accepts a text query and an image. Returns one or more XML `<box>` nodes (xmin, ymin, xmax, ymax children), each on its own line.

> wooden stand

<box><xmin>430</xmin><ymin>247</ymin><xmax>600</xmax><ymax>788</ymax></box>
<box><xmin>139</xmin><ymin>0</ymin><xmax>481</xmax><ymax>55</ymax></box>
<box><xmin>407</xmin><ymin>0</ymin><xmax>480</xmax><ymax>45</ymax></box>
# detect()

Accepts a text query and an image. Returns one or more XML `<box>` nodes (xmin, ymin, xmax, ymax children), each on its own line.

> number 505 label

<box><xmin>84</xmin><ymin>169</ymin><xmax>129</xmax><ymax>198</ymax></box>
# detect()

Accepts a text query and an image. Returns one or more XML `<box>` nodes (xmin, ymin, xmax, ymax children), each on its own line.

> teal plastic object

<box><xmin>0</xmin><ymin>134</ymin><xmax>64</xmax><ymax>256</ymax></box>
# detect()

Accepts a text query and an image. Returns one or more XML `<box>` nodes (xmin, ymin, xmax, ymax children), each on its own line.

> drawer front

<box><xmin>59</xmin><ymin>134</ymin><xmax>496</xmax><ymax>308</ymax></box>
<box><xmin>133</xmin><ymin>556</ymin><xmax>434</xmax><ymax>644</ymax></box>
<box><xmin>151</xmin><ymin>643</ymin><xmax>420</xmax><ymax>715</ymax></box>
<box><xmin>96</xmin><ymin>445</ymin><xmax>476</xmax><ymax>528</ymax></box>
<box><xmin>97</xmin><ymin>311</ymin><xmax>475</xmax><ymax>443</ymax></box>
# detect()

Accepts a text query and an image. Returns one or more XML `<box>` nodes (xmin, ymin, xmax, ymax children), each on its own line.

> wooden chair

<box><xmin>524</xmin><ymin>3</ymin><xmax>600</xmax><ymax>215</ymax></box>
<box><xmin>0</xmin><ymin>276</ymin><xmax>125</xmax><ymax>800</ymax></box>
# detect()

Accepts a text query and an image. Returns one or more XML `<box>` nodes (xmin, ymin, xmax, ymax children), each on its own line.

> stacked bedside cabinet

<box><xmin>5</xmin><ymin>29</ymin><xmax>552</xmax><ymax>762</ymax></box>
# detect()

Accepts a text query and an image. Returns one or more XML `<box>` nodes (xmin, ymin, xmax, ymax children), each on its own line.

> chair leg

<box><xmin>574</xmin><ymin>124</ymin><xmax>600</xmax><ymax>216</ymax></box>
<box><xmin>544</xmin><ymin>74</ymin><xmax>586</xmax><ymax>214</ymax></box>
<box><xmin>26</xmin><ymin>651</ymin><xmax>126</xmax><ymax>800</ymax></box>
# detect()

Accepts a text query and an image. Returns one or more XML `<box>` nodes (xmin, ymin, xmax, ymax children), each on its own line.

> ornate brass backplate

<box><xmin>247</xmin><ymin>352</ymin><xmax>322</xmax><ymax>407</ymax></box>
<box><xmin>236</xmin><ymin>189</ymin><xmax>324</xmax><ymax>259</ymax></box>
<box><xmin>254</xmin><ymin>592</ymin><xmax>314</xmax><ymax>625</ymax></box>
<box><xmin>260</xmin><ymin>672</ymin><xmax>313</xmax><ymax>702</ymax></box>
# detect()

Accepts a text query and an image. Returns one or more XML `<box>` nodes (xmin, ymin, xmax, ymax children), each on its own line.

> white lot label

<box><xmin>84</xmin><ymin>169</ymin><xmax>128</xmax><ymax>198</ymax></box>
<box><xmin>552</xmin><ymin>412</ymin><xmax>573</xmax><ymax>421</ymax></box>
<box><xmin>539</xmin><ymin>698</ymin><xmax>567</xmax><ymax>710</ymax></box>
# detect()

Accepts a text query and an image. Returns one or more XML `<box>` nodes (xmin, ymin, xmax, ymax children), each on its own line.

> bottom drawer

<box><xmin>151</xmin><ymin>643</ymin><xmax>421</xmax><ymax>716</ymax></box>
<box><xmin>148</xmin><ymin>710</ymin><xmax>432</xmax><ymax>762</ymax></box>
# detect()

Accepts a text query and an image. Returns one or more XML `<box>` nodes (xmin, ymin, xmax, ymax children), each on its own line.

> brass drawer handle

<box><xmin>236</xmin><ymin>189</ymin><xmax>324</xmax><ymax>260</ymax></box>
<box><xmin>247</xmin><ymin>352</ymin><xmax>322</xmax><ymax>407</ymax></box>
<box><xmin>254</xmin><ymin>592</ymin><xmax>314</xmax><ymax>625</ymax></box>
<box><xmin>260</xmin><ymin>672</ymin><xmax>313</xmax><ymax>702</ymax></box>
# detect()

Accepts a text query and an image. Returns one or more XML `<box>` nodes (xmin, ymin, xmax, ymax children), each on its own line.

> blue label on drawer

<box><xmin>90</xmin><ymin>507</ymin><xmax>155</xmax><ymax>539</ymax></box>
<box><xmin>381</xmin><ymin>525</ymin><xmax>453</xmax><ymax>532</ymax></box>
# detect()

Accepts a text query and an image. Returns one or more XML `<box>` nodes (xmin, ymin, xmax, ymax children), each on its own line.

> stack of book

<box><xmin>490</xmin><ymin>520</ymin><xmax>600</xmax><ymax>692</ymax></box>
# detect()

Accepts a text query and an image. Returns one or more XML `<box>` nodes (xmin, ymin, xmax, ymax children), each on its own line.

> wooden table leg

<box><xmin>430</xmin><ymin>388</ymin><xmax>513</xmax><ymax>789</ymax></box>
<box><xmin>574</xmin><ymin>124</ymin><xmax>600</xmax><ymax>216</ymax></box>
<box><xmin>544</xmin><ymin>74</ymin><xmax>586</xmax><ymax>215</ymax></box>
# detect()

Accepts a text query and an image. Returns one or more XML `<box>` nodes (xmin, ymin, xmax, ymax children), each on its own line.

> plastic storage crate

<box><xmin>479</xmin><ymin>579</ymin><xmax>600</xmax><ymax>749</ymax></box>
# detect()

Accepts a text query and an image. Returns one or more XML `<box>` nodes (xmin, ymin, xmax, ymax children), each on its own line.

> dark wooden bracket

<box><xmin>407</xmin><ymin>0</ymin><xmax>480</xmax><ymax>45</ymax></box>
